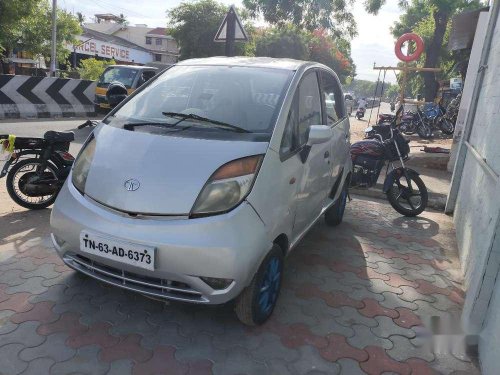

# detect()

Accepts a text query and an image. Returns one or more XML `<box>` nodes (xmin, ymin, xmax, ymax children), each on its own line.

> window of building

<box><xmin>154</xmin><ymin>54</ymin><xmax>162</xmax><ymax>62</ymax></box>
<box><xmin>146</xmin><ymin>37</ymin><xmax>152</xmax><ymax>45</ymax></box>
<box><xmin>156</xmin><ymin>38</ymin><xmax>162</xmax><ymax>46</ymax></box>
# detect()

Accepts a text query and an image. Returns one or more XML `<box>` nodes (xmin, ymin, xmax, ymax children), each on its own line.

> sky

<box><xmin>60</xmin><ymin>0</ymin><xmax>402</xmax><ymax>83</ymax></box>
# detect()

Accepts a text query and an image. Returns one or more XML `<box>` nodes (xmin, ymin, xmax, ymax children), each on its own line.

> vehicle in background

<box><xmin>94</xmin><ymin>65</ymin><xmax>157</xmax><ymax>112</ymax></box>
<box><xmin>344</xmin><ymin>93</ymin><xmax>354</xmax><ymax>116</ymax></box>
<box><xmin>51</xmin><ymin>57</ymin><xmax>352</xmax><ymax>326</ymax></box>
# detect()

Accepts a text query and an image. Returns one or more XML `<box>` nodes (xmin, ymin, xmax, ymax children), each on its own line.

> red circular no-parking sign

<box><xmin>395</xmin><ymin>33</ymin><xmax>425</xmax><ymax>62</ymax></box>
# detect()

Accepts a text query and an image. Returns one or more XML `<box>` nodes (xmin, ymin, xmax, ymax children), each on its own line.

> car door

<box><xmin>291</xmin><ymin>70</ymin><xmax>333</xmax><ymax>237</ymax></box>
<box><xmin>320</xmin><ymin>70</ymin><xmax>350</xmax><ymax>202</ymax></box>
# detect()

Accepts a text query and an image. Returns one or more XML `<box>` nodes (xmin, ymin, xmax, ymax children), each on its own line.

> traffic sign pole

<box><xmin>225</xmin><ymin>9</ymin><xmax>236</xmax><ymax>57</ymax></box>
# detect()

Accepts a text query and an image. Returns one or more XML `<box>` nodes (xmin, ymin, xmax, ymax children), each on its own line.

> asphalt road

<box><xmin>0</xmin><ymin>118</ymin><xmax>101</xmax><ymax>155</ymax></box>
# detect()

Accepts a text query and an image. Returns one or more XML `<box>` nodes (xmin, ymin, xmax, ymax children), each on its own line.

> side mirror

<box><xmin>307</xmin><ymin>125</ymin><xmax>332</xmax><ymax>146</ymax></box>
<box><xmin>106</xmin><ymin>82</ymin><xmax>128</xmax><ymax>108</ymax></box>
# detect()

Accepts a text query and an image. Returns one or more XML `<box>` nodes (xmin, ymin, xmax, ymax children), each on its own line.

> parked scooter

<box><xmin>0</xmin><ymin>131</ymin><xmax>75</xmax><ymax>209</ymax></box>
<box><xmin>350</xmin><ymin>107</ymin><xmax>428</xmax><ymax>216</ymax></box>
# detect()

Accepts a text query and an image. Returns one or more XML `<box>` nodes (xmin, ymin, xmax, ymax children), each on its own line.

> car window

<box><xmin>98</xmin><ymin>67</ymin><xmax>138</xmax><ymax>88</ymax></box>
<box><xmin>280</xmin><ymin>92</ymin><xmax>298</xmax><ymax>155</ymax></box>
<box><xmin>298</xmin><ymin>71</ymin><xmax>322</xmax><ymax>145</ymax></box>
<box><xmin>321</xmin><ymin>71</ymin><xmax>345</xmax><ymax>125</ymax></box>
<box><xmin>109</xmin><ymin>65</ymin><xmax>293</xmax><ymax>137</ymax></box>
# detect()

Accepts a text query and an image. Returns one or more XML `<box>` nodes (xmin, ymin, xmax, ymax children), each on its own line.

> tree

<box><xmin>167</xmin><ymin>0</ymin><xmax>249</xmax><ymax>60</ymax></box>
<box><xmin>366</xmin><ymin>0</ymin><xmax>484</xmax><ymax>101</ymax></box>
<box><xmin>243</xmin><ymin>0</ymin><xmax>357</xmax><ymax>38</ymax></box>
<box><xmin>76</xmin><ymin>12</ymin><xmax>86</xmax><ymax>26</ymax></box>
<box><xmin>14</xmin><ymin>1</ymin><xmax>81</xmax><ymax>65</ymax></box>
<box><xmin>0</xmin><ymin>0</ymin><xmax>39</xmax><ymax>54</ymax></box>
<box><xmin>76</xmin><ymin>58</ymin><xmax>116</xmax><ymax>80</ymax></box>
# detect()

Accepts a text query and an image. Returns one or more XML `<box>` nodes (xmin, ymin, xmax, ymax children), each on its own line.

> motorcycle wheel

<box><xmin>416</xmin><ymin>122</ymin><xmax>433</xmax><ymax>139</ymax></box>
<box><xmin>439</xmin><ymin>118</ymin><xmax>455</xmax><ymax>135</ymax></box>
<box><xmin>386</xmin><ymin>172</ymin><xmax>428</xmax><ymax>217</ymax></box>
<box><xmin>6</xmin><ymin>158</ymin><xmax>59</xmax><ymax>210</ymax></box>
<box><xmin>400</xmin><ymin>122</ymin><xmax>416</xmax><ymax>135</ymax></box>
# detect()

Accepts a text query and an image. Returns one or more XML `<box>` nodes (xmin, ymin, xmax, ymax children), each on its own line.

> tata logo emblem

<box><xmin>124</xmin><ymin>179</ymin><xmax>140</xmax><ymax>191</ymax></box>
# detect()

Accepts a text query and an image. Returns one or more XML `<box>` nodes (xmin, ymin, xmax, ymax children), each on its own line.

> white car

<box><xmin>50</xmin><ymin>57</ymin><xmax>352</xmax><ymax>325</ymax></box>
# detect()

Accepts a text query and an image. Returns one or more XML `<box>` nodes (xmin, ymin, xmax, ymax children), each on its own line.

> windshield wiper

<box><xmin>162</xmin><ymin>112</ymin><xmax>250</xmax><ymax>133</ymax></box>
<box><xmin>123</xmin><ymin>122</ymin><xmax>178</xmax><ymax>131</ymax></box>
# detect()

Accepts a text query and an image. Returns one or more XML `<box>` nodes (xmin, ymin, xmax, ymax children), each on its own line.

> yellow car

<box><xmin>94</xmin><ymin>65</ymin><xmax>158</xmax><ymax>111</ymax></box>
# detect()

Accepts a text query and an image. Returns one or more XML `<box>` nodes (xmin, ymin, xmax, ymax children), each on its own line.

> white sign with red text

<box><xmin>69</xmin><ymin>36</ymin><xmax>152</xmax><ymax>64</ymax></box>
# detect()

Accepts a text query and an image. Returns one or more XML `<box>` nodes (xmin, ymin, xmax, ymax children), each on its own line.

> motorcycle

<box><xmin>446</xmin><ymin>93</ymin><xmax>461</xmax><ymax>126</ymax></box>
<box><xmin>422</xmin><ymin>102</ymin><xmax>454</xmax><ymax>135</ymax></box>
<box><xmin>356</xmin><ymin>107</ymin><xmax>366</xmax><ymax>120</ymax></box>
<box><xmin>0</xmin><ymin>131</ymin><xmax>75</xmax><ymax>209</ymax></box>
<box><xmin>377</xmin><ymin>109</ymin><xmax>431</xmax><ymax>138</ymax></box>
<box><xmin>350</xmin><ymin>108</ymin><xmax>428</xmax><ymax>216</ymax></box>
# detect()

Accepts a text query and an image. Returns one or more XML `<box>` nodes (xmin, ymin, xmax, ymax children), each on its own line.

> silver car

<box><xmin>50</xmin><ymin>57</ymin><xmax>352</xmax><ymax>325</ymax></box>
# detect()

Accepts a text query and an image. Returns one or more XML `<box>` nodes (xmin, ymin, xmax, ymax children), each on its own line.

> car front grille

<box><xmin>63</xmin><ymin>253</ymin><xmax>208</xmax><ymax>303</ymax></box>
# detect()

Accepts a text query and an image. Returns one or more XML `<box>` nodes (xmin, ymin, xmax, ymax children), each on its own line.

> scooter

<box><xmin>356</xmin><ymin>107</ymin><xmax>366</xmax><ymax>120</ymax></box>
<box><xmin>0</xmin><ymin>131</ymin><xmax>75</xmax><ymax>209</ymax></box>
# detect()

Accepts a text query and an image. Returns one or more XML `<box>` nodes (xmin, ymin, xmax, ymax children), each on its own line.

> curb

<box><xmin>350</xmin><ymin>185</ymin><xmax>447</xmax><ymax>211</ymax></box>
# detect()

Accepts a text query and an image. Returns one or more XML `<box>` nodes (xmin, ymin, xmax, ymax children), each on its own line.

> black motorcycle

<box><xmin>350</xmin><ymin>109</ymin><xmax>428</xmax><ymax>216</ymax></box>
<box><xmin>356</xmin><ymin>107</ymin><xmax>366</xmax><ymax>120</ymax></box>
<box><xmin>378</xmin><ymin>109</ymin><xmax>432</xmax><ymax>139</ymax></box>
<box><xmin>0</xmin><ymin>131</ymin><xmax>75</xmax><ymax>209</ymax></box>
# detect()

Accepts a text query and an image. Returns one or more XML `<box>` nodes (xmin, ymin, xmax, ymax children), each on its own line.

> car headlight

<box><xmin>72</xmin><ymin>136</ymin><xmax>96</xmax><ymax>194</ymax></box>
<box><xmin>190</xmin><ymin>155</ymin><xmax>264</xmax><ymax>217</ymax></box>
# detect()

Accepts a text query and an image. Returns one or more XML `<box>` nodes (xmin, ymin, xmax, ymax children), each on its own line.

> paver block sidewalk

<box><xmin>0</xmin><ymin>196</ymin><xmax>479</xmax><ymax>374</ymax></box>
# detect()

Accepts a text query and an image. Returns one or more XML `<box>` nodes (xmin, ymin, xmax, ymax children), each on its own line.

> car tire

<box><xmin>235</xmin><ymin>245</ymin><xmax>284</xmax><ymax>326</ymax></box>
<box><xmin>325</xmin><ymin>182</ymin><xmax>348</xmax><ymax>226</ymax></box>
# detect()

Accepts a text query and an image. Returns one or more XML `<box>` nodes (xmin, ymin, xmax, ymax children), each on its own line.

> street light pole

<box><xmin>50</xmin><ymin>0</ymin><xmax>57</xmax><ymax>76</ymax></box>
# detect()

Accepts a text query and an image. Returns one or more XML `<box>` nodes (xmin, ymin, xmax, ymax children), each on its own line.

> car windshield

<box><xmin>106</xmin><ymin>65</ymin><xmax>293</xmax><ymax>137</ymax></box>
<box><xmin>98</xmin><ymin>67</ymin><xmax>139</xmax><ymax>88</ymax></box>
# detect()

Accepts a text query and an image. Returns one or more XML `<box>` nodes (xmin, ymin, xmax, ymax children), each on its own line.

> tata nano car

<box><xmin>50</xmin><ymin>57</ymin><xmax>352</xmax><ymax>325</ymax></box>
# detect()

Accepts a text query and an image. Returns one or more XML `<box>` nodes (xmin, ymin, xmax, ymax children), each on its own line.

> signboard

<box><xmin>450</xmin><ymin>77</ymin><xmax>463</xmax><ymax>90</ymax></box>
<box><xmin>68</xmin><ymin>36</ymin><xmax>152</xmax><ymax>64</ymax></box>
<box><xmin>214</xmin><ymin>6</ymin><xmax>248</xmax><ymax>42</ymax></box>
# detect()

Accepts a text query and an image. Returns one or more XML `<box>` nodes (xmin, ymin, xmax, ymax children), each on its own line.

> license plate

<box><xmin>100</xmin><ymin>103</ymin><xmax>110</xmax><ymax>109</ymax></box>
<box><xmin>79</xmin><ymin>230</ymin><xmax>155</xmax><ymax>271</ymax></box>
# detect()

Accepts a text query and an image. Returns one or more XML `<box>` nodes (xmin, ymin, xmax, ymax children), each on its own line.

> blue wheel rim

<box><xmin>258</xmin><ymin>257</ymin><xmax>281</xmax><ymax>315</ymax></box>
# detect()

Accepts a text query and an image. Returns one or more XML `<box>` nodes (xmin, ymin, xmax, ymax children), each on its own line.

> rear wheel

<box><xmin>325</xmin><ymin>183</ymin><xmax>348</xmax><ymax>226</ymax></box>
<box><xmin>235</xmin><ymin>245</ymin><xmax>283</xmax><ymax>326</ymax></box>
<box><xmin>6</xmin><ymin>159</ymin><xmax>59</xmax><ymax>210</ymax></box>
<box><xmin>438</xmin><ymin>118</ymin><xmax>455</xmax><ymax>135</ymax></box>
<box><xmin>416</xmin><ymin>122</ymin><xmax>433</xmax><ymax>139</ymax></box>
<box><xmin>386</xmin><ymin>171</ymin><xmax>428</xmax><ymax>216</ymax></box>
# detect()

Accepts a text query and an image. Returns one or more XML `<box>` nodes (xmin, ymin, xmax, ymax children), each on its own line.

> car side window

<box><xmin>280</xmin><ymin>92</ymin><xmax>298</xmax><ymax>155</ymax></box>
<box><xmin>298</xmin><ymin>71</ymin><xmax>322</xmax><ymax>145</ymax></box>
<box><xmin>321</xmin><ymin>71</ymin><xmax>345</xmax><ymax>125</ymax></box>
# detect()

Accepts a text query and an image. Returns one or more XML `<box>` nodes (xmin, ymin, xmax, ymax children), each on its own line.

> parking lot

<box><xmin>0</xmin><ymin>118</ymin><xmax>477</xmax><ymax>374</ymax></box>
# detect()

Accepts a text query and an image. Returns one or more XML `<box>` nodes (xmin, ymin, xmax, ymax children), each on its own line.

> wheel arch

<box><xmin>273</xmin><ymin>233</ymin><xmax>289</xmax><ymax>256</ymax></box>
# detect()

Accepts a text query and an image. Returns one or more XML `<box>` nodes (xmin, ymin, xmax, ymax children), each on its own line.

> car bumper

<box><xmin>50</xmin><ymin>180</ymin><xmax>271</xmax><ymax>305</ymax></box>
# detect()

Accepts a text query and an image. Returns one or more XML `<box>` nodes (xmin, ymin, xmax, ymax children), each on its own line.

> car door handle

<box><xmin>324</xmin><ymin>151</ymin><xmax>330</xmax><ymax>159</ymax></box>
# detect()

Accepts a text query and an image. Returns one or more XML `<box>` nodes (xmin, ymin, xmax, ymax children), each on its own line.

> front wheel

<box><xmin>325</xmin><ymin>183</ymin><xmax>348</xmax><ymax>226</ymax></box>
<box><xmin>235</xmin><ymin>245</ymin><xmax>284</xmax><ymax>326</ymax></box>
<box><xmin>386</xmin><ymin>171</ymin><xmax>428</xmax><ymax>216</ymax></box>
<box><xmin>6</xmin><ymin>158</ymin><xmax>59</xmax><ymax>210</ymax></box>
<box><xmin>438</xmin><ymin>118</ymin><xmax>455</xmax><ymax>135</ymax></box>
<box><xmin>416</xmin><ymin>122</ymin><xmax>433</xmax><ymax>139</ymax></box>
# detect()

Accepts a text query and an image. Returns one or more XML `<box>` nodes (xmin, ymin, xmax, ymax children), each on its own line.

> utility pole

<box><xmin>50</xmin><ymin>0</ymin><xmax>57</xmax><ymax>77</ymax></box>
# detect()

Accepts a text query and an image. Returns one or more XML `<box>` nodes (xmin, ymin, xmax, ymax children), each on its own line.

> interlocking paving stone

<box><xmin>10</xmin><ymin>301</ymin><xmax>58</xmax><ymax>325</ymax></box>
<box><xmin>370</xmin><ymin>316</ymin><xmax>416</xmax><ymax>339</ymax></box>
<box><xmin>80</xmin><ymin>300</ymin><xmax>127</xmax><ymax>326</ymax></box>
<box><xmin>378</xmin><ymin>291</ymin><xmax>419</xmax><ymax>311</ymax></box>
<box><xmin>19</xmin><ymin>333</ymin><xmax>76</xmax><ymax>362</ymax></box>
<box><xmin>335</xmin><ymin>306</ymin><xmax>379</xmax><ymax>328</ymax></box>
<box><xmin>0</xmin><ymin>292</ymin><xmax>34</xmax><ymax>313</ymax></box>
<box><xmin>360</xmin><ymin>345</ymin><xmax>411</xmax><ymax>375</ymax></box>
<box><xmin>5</xmin><ymin>277</ymin><xmax>48</xmax><ymax>295</ymax></box>
<box><xmin>0</xmin><ymin>343</ymin><xmax>29</xmax><ymax>375</ymax></box>
<box><xmin>21</xmin><ymin>264</ymin><xmax>61</xmax><ymax>280</ymax></box>
<box><xmin>131</xmin><ymin>345</ymin><xmax>189</xmax><ymax>375</ymax></box>
<box><xmin>52</xmin><ymin>294</ymin><xmax>99</xmax><ymax>317</ymax></box>
<box><xmin>19</xmin><ymin>357</ymin><xmax>55</xmax><ymax>375</ymax></box>
<box><xmin>0</xmin><ymin>321</ymin><xmax>46</xmax><ymax>348</ymax></box>
<box><xmin>288</xmin><ymin>346</ymin><xmax>341</xmax><ymax>375</ymax></box>
<box><xmin>337</xmin><ymin>358</ymin><xmax>367</xmax><ymax>375</ymax></box>
<box><xmin>66</xmin><ymin>322</ymin><xmax>119</xmax><ymax>349</ymax></box>
<box><xmin>346</xmin><ymin>284</ymin><xmax>385</xmax><ymax>302</ymax></box>
<box><xmin>50</xmin><ymin>345</ymin><xmax>110</xmax><ymax>375</ymax></box>
<box><xmin>213</xmin><ymin>346</ymin><xmax>268</xmax><ymax>374</ymax></box>
<box><xmin>175</xmin><ymin>333</ymin><xmax>226</xmax><ymax>364</ymax></box>
<box><xmin>140</xmin><ymin>321</ymin><xmax>190</xmax><ymax>350</ymax></box>
<box><xmin>387</xmin><ymin>334</ymin><xmax>435</xmax><ymax>362</ymax></box>
<box><xmin>37</xmin><ymin>312</ymin><xmax>87</xmax><ymax>339</ymax></box>
<box><xmin>106</xmin><ymin>359</ymin><xmax>135</xmax><ymax>375</ymax></box>
<box><xmin>28</xmin><ymin>284</ymin><xmax>70</xmax><ymax>304</ymax></box>
<box><xmin>347</xmin><ymin>324</ymin><xmax>393</xmax><ymax>350</ymax></box>
<box><xmin>318</xmin><ymin>333</ymin><xmax>368</xmax><ymax>363</ymax></box>
<box><xmin>1</xmin><ymin>269</ymin><xmax>26</xmax><ymax>287</ymax></box>
<box><xmin>100</xmin><ymin>333</ymin><xmax>152</xmax><ymax>363</ymax></box>
<box><xmin>398</xmin><ymin>286</ymin><xmax>437</xmax><ymax>303</ymax></box>
<box><xmin>250</xmin><ymin>334</ymin><xmax>301</xmax><ymax>363</ymax></box>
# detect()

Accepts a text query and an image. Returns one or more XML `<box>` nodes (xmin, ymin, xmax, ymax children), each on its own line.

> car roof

<box><xmin>106</xmin><ymin>65</ymin><xmax>157</xmax><ymax>70</ymax></box>
<box><xmin>176</xmin><ymin>57</ymin><xmax>314</xmax><ymax>71</ymax></box>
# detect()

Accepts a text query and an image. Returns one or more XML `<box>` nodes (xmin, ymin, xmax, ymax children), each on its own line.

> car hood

<box><xmin>84</xmin><ymin>126</ymin><xmax>268</xmax><ymax>215</ymax></box>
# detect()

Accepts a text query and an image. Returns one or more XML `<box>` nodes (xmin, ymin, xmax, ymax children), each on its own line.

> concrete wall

<box><xmin>0</xmin><ymin>75</ymin><xmax>96</xmax><ymax>119</ymax></box>
<box><xmin>450</xmin><ymin>5</ymin><xmax>500</xmax><ymax>374</ymax></box>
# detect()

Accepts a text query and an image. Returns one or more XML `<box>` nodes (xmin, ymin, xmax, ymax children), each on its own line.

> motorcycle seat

<box><xmin>43</xmin><ymin>131</ymin><xmax>75</xmax><ymax>143</ymax></box>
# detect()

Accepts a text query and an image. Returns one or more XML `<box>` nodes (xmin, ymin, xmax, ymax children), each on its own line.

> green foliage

<box><xmin>76</xmin><ymin>58</ymin><xmax>116</xmax><ymax>81</ymax></box>
<box><xmin>243</xmin><ymin>0</ymin><xmax>358</xmax><ymax>38</ymax></box>
<box><xmin>167</xmin><ymin>0</ymin><xmax>249</xmax><ymax>60</ymax></box>
<box><xmin>0</xmin><ymin>0</ymin><xmax>39</xmax><ymax>53</ymax></box>
<box><xmin>344</xmin><ymin>78</ymin><xmax>399</xmax><ymax>100</ymax></box>
<box><xmin>253</xmin><ymin>26</ymin><xmax>354</xmax><ymax>83</ymax></box>
<box><xmin>1</xmin><ymin>0</ymin><xmax>81</xmax><ymax>64</ymax></box>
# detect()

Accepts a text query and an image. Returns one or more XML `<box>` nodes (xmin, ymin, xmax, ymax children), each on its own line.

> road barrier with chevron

<box><xmin>0</xmin><ymin>75</ymin><xmax>97</xmax><ymax>119</ymax></box>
